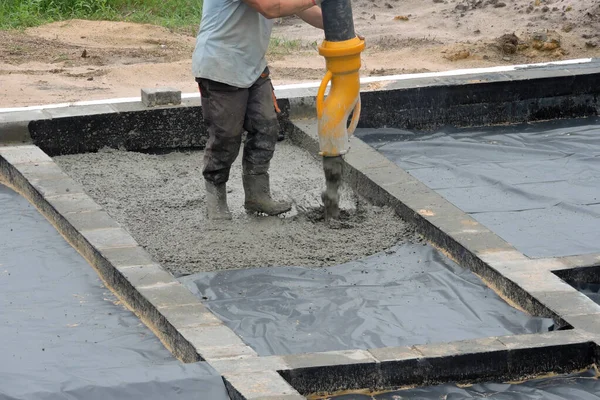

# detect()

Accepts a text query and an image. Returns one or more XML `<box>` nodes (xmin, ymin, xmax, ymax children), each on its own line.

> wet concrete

<box><xmin>55</xmin><ymin>142</ymin><xmax>411</xmax><ymax>276</ymax></box>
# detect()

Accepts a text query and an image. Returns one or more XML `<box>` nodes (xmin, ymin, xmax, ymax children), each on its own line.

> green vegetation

<box><xmin>268</xmin><ymin>37</ymin><xmax>318</xmax><ymax>56</ymax></box>
<box><xmin>0</xmin><ymin>0</ymin><xmax>203</xmax><ymax>32</ymax></box>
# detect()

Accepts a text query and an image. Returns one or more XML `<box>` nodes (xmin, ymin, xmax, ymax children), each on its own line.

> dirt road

<box><xmin>1</xmin><ymin>0</ymin><xmax>599</xmax><ymax>107</ymax></box>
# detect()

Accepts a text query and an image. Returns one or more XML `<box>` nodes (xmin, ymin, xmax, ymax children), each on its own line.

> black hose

<box><xmin>321</xmin><ymin>0</ymin><xmax>355</xmax><ymax>42</ymax></box>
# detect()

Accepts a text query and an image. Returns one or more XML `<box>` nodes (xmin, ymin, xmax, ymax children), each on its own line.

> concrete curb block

<box><xmin>279</xmin><ymin>331</ymin><xmax>597</xmax><ymax>396</ymax></box>
<box><xmin>0</xmin><ymin>145</ymin><xmax>261</xmax><ymax>367</ymax></box>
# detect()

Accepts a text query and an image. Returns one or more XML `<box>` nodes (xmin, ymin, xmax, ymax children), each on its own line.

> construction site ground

<box><xmin>1</xmin><ymin>0</ymin><xmax>600</xmax><ymax>108</ymax></box>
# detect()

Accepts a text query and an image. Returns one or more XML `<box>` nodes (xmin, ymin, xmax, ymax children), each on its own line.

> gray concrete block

<box><xmin>179</xmin><ymin>325</ymin><xmax>247</xmax><ymax>349</ymax></box>
<box><xmin>201</xmin><ymin>343</ymin><xmax>258</xmax><ymax>360</ymax></box>
<box><xmin>369</xmin><ymin>345</ymin><xmax>421</xmax><ymax>362</ymax></box>
<box><xmin>65</xmin><ymin>210</ymin><xmax>121</xmax><ymax>232</ymax></box>
<box><xmin>47</xmin><ymin>192</ymin><xmax>103</xmax><ymax>214</ymax></box>
<box><xmin>160</xmin><ymin>303</ymin><xmax>223</xmax><ymax>329</ymax></box>
<box><xmin>210</xmin><ymin>356</ymin><xmax>288</xmax><ymax>374</ymax></box>
<box><xmin>497</xmin><ymin>330</ymin><xmax>590</xmax><ymax>350</ymax></box>
<box><xmin>224</xmin><ymin>371</ymin><xmax>301</xmax><ymax>399</ymax></box>
<box><xmin>142</xmin><ymin>87</ymin><xmax>182</xmax><ymax>107</ymax></box>
<box><xmin>44</xmin><ymin>104</ymin><xmax>116</xmax><ymax>119</ymax></box>
<box><xmin>80</xmin><ymin>227</ymin><xmax>138</xmax><ymax>249</ymax></box>
<box><xmin>457</xmin><ymin>230</ymin><xmax>515</xmax><ymax>255</ymax></box>
<box><xmin>283</xmin><ymin>349</ymin><xmax>377</xmax><ymax>370</ymax></box>
<box><xmin>532</xmin><ymin>290</ymin><xmax>600</xmax><ymax>317</ymax></box>
<box><xmin>0</xmin><ymin>145</ymin><xmax>52</xmax><ymax>164</ymax></box>
<box><xmin>564</xmin><ymin>314</ymin><xmax>600</xmax><ymax>334</ymax></box>
<box><xmin>16</xmin><ymin>161</ymin><xmax>68</xmax><ymax>181</ymax></box>
<box><xmin>110</xmin><ymin>101</ymin><xmax>150</xmax><ymax>113</ymax></box>
<box><xmin>30</xmin><ymin>176</ymin><xmax>85</xmax><ymax>198</ymax></box>
<box><xmin>138</xmin><ymin>281</ymin><xmax>201</xmax><ymax>308</ymax></box>
<box><xmin>119</xmin><ymin>264</ymin><xmax>175</xmax><ymax>288</ymax></box>
<box><xmin>415</xmin><ymin>337</ymin><xmax>507</xmax><ymax>358</ymax></box>
<box><xmin>100</xmin><ymin>246</ymin><xmax>156</xmax><ymax>268</ymax></box>
<box><xmin>0</xmin><ymin>110</ymin><xmax>48</xmax><ymax>144</ymax></box>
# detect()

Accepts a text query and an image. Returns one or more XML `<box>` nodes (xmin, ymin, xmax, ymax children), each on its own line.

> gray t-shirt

<box><xmin>192</xmin><ymin>0</ymin><xmax>273</xmax><ymax>88</ymax></box>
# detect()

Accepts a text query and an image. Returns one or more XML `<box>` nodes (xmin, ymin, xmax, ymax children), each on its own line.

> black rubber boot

<box><xmin>242</xmin><ymin>162</ymin><xmax>292</xmax><ymax>216</ymax></box>
<box><xmin>205</xmin><ymin>180</ymin><xmax>232</xmax><ymax>220</ymax></box>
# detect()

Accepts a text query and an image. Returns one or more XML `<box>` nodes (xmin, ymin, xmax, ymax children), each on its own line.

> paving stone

<box><xmin>141</xmin><ymin>87</ymin><xmax>182</xmax><ymax>107</ymax></box>
<box><xmin>119</xmin><ymin>264</ymin><xmax>175</xmax><ymax>288</ymax></box>
<box><xmin>498</xmin><ymin>330</ymin><xmax>590</xmax><ymax>349</ymax></box>
<box><xmin>532</xmin><ymin>290</ymin><xmax>600</xmax><ymax>317</ymax></box>
<box><xmin>80</xmin><ymin>227</ymin><xmax>138</xmax><ymax>249</ymax></box>
<box><xmin>369</xmin><ymin>345</ymin><xmax>421</xmax><ymax>362</ymax></box>
<box><xmin>30</xmin><ymin>175</ymin><xmax>85</xmax><ymax>198</ymax></box>
<box><xmin>179</xmin><ymin>325</ymin><xmax>247</xmax><ymax>349</ymax></box>
<box><xmin>0</xmin><ymin>111</ymin><xmax>47</xmax><ymax>143</ymax></box>
<box><xmin>201</xmin><ymin>344</ymin><xmax>258</xmax><ymax>360</ymax></box>
<box><xmin>283</xmin><ymin>350</ymin><xmax>377</xmax><ymax>370</ymax></box>
<box><xmin>138</xmin><ymin>281</ymin><xmax>201</xmax><ymax>308</ymax></box>
<box><xmin>453</xmin><ymin>230</ymin><xmax>515</xmax><ymax>256</ymax></box>
<box><xmin>224</xmin><ymin>371</ymin><xmax>301</xmax><ymax>399</ymax></box>
<box><xmin>100</xmin><ymin>246</ymin><xmax>156</xmax><ymax>268</ymax></box>
<box><xmin>508</xmin><ymin>271</ymin><xmax>574</xmax><ymax>293</ymax></box>
<box><xmin>563</xmin><ymin>314</ymin><xmax>600</xmax><ymax>335</ymax></box>
<box><xmin>44</xmin><ymin>104</ymin><xmax>116</xmax><ymax>119</ymax></box>
<box><xmin>0</xmin><ymin>145</ymin><xmax>52</xmax><ymax>164</ymax></box>
<box><xmin>210</xmin><ymin>356</ymin><xmax>288</xmax><ymax>374</ymax></box>
<box><xmin>555</xmin><ymin>253</ymin><xmax>600</xmax><ymax>269</ymax></box>
<box><xmin>415</xmin><ymin>337</ymin><xmax>507</xmax><ymax>358</ymax></box>
<box><xmin>160</xmin><ymin>303</ymin><xmax>223</xmax><ymax>329</ymax></box>
<box><xmin>15</xmin><ymin>161</ymin><xmax>65</xmax><ymax>181</ymax></box>
<box><xmin>65</xmin><ymin>210</ymin><xmax>121</xmax><ymax>231</ymax></box>
<box><xmin>110</xmin><ymin>101</ymin><xmax>150</xmax><ymax>113</ymax></box>
<box><xmin>477</xmin><ymin>249</ymin><xmax>529</xmax><ymax>266</ymax></box>
<box><xmin>47</xmin><ymin>192</ymin><xmax>103</xmax><ymax>214</ymax></box>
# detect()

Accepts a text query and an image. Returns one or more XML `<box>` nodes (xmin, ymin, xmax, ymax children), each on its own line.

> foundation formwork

<box><xmin>2</xmin><ymin>58</ymin><xmax>600</xmax><ymax>399</ymax></box>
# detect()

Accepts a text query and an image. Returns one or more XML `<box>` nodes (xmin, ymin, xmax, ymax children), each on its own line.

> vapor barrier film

<box><xmin>180</xmin><ymin>240</ymin><xmax>553</xmax><ymax>356</ymax></box>
<box><xmin>356</xmin><ymin>117</ymin><xmax>600</xmax><ymax>258</ymax></box>
<box><xmin>0</xmin><ymin>184</ymin><xmax>229</xmax><ymax>400</ymax></box>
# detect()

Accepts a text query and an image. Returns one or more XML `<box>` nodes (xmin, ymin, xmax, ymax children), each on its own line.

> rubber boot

<box><xmin>243</xmin><ymin>162</ymin><xmax>292</xmax><ymax>216</ymax></box>
<box><xmin>205</xmin><ymin>180</ymin><xmax>232</xmax><ymax>220</ymax></box>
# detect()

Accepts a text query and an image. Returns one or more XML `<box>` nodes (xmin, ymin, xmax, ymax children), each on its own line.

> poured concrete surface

<box><xmin>357</xmin><ymin>117</ymin><xmax>600</xmax><ymax>258</ymax></box>
<box><xmin>55</xmin><ymin>142</ymin><xmax>410</xmax><ymax>276</ymax></box>
<box><xmin>0</xmin><ymin>183</ymin><xmax>229</xmax><ymax>400</ymax></box>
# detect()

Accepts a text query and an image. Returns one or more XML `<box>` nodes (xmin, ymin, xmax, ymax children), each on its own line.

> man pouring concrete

<box><xmin>192</xmin><ymin>0</ymin><xmax>324</xmax><ymax>220</ymax></box>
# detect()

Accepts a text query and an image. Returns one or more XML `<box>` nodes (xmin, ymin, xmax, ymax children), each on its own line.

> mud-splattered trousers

<box><xmin>197</xmin><ymin>67</ymin><xmax>280</xmax><ymax>185</ymax></box>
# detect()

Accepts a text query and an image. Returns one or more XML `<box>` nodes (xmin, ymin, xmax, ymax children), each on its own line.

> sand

<box><xmin>54</xmin><ymin>142</ymin><xmax>413</xmax><ymax>276</ymax></box>
<box><xmin>1</xmin><ymin>0</ymin><xmax>599</xmax><ymax>107</ymax></box>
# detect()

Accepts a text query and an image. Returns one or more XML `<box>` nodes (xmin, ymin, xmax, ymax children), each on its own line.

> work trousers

<box><xmin>197</xmin><ymin>67</ymin><xmax>280</xmax><ymax>185</ymax></box>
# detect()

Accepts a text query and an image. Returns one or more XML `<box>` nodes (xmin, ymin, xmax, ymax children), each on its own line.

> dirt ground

<box><xmin>1</xmin><ymin>0</ymin><xmax>599</xmax><ymax>107</ymax></box>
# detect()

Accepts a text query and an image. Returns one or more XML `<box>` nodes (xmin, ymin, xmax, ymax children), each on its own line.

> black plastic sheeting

<box><xmin>356</xmin><ymin>117</ymin><xmax>600</xmax><ymax>258</ymax></box>
<box><xmin>180</xmin><ymin>241</ymin><xmax>552</xmax><ymax>356</ymax></box>
<box><xmin>327</xmin><ymin>368</ymin><xmax>600</xmax><ymax>399</ymax></box>
<box><xmin>0</xmin><ymin>184</ymin><xmax>230</xmax><ymax>400</ymax></box>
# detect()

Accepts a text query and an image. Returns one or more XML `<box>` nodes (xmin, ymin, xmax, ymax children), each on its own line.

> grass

<box><xmin>0</xmin><ymin>0</ymin><xmax>203</xmax><ymax>33</ymax></box>
<box><xmin>268</xmin><ymin>36</ymin><xmax>317</xmax><ymax>56</ymax></box>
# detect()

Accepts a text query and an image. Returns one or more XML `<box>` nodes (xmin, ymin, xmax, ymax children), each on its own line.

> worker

<box><xmin>192</xmin><ymin>0</ymin><xmax>325</xmax><ymax>220</ymax></box>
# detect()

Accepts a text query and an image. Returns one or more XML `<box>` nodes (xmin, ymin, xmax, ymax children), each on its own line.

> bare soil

<box><xmin>1</xmin><ymin>0</ymin><xmax>599</xmax><ymax>107</ymax></box>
